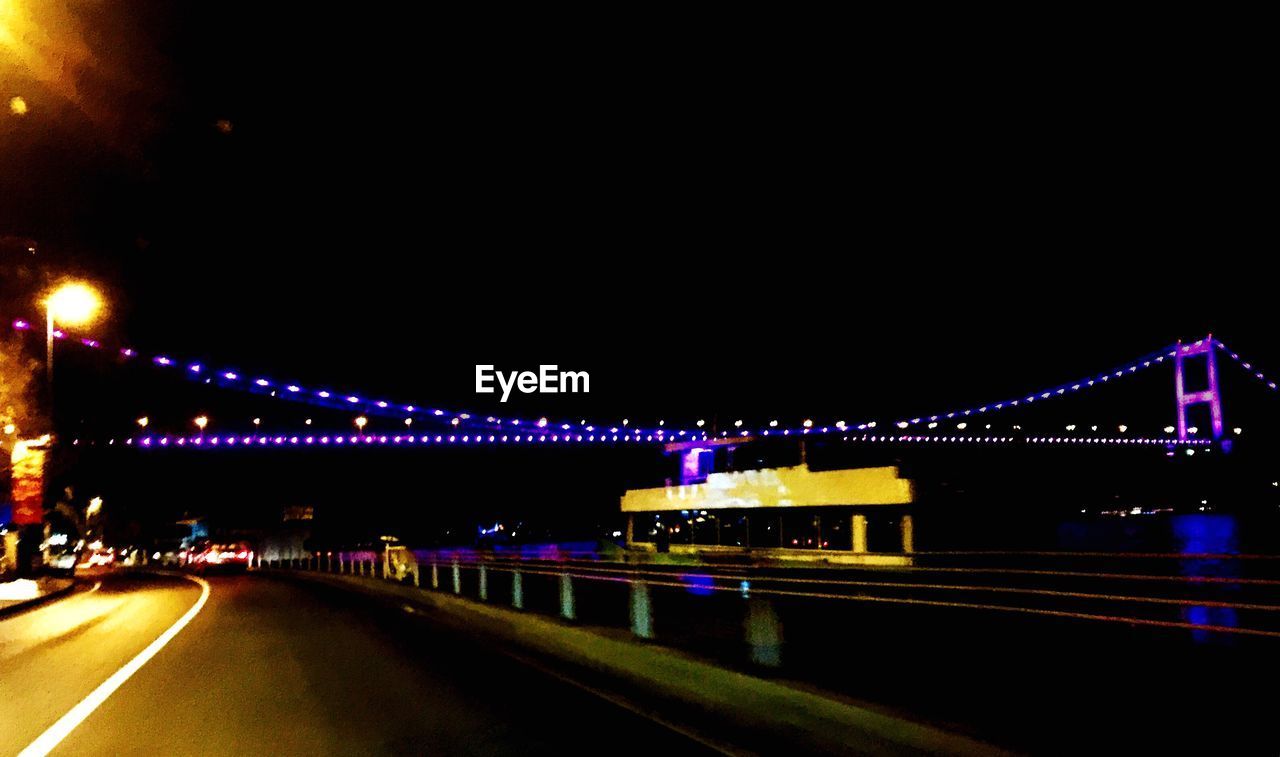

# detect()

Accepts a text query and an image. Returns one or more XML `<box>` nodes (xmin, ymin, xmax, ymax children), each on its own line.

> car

<box><xmin>185</xmin><ymin>542</ymin><xmax>254</xmax><ymax>573</ymax></box>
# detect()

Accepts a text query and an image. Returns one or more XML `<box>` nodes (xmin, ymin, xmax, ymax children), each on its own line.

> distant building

<box><xmin>256</xmin><ymin>505</ymin><xmax>315</xmax><ymax>562</ymax></box>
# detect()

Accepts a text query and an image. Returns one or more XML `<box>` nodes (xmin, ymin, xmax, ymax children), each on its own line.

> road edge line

<box><xmin>16</xmin><ymin>574</ymin><xmax>211</xmax><ymax>757</ymax></box>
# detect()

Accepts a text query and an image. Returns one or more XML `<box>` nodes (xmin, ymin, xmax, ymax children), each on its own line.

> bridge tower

<box><xmin>1174</xmin><ymin>336</ymin><xmax>1224</xmax><ymax>441</ymax></box>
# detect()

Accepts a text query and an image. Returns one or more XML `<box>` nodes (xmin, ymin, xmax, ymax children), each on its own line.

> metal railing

<box><xmin>262</xmin><ymin>545</ymin><xmax>1280</xmax><ymax>665</ymax></box>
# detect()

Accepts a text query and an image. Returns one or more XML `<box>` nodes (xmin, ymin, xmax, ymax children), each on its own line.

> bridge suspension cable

<box><xmin>14</xmin><ymin>319</ymin><xmax>1271</xmax><ymax>446</ymax></box>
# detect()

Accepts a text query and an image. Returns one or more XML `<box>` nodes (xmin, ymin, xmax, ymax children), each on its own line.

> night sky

<box><xmin>3</xmin><ymin>3</ymin><xmax>1273</xmax><ymax>543</ymax></box>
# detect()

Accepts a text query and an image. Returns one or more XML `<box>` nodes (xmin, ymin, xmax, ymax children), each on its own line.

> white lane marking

<box><xmin>17</xmin><ymin>575</ymin><xmax>211</xmax><ymax>757</ymax></box>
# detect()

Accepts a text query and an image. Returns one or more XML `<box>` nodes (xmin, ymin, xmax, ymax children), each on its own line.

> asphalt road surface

<box><xmin>0</xmin><ymin>572</ymin><xmax>720</xmax><ymax>756</ymax></box>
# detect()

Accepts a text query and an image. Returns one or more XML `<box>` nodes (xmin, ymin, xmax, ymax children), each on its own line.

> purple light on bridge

<box><xmin>1175</xmin><ymin>337</ymin><xmax>1224</xmax><ymax>441</ymax></box>
<box><xmin>13</xmin><ymin>319</ymin><xmax>30</xmax><ymax>330</ymax></box>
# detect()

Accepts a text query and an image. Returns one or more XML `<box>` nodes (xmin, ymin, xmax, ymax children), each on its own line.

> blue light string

<box><xmin>1216</xmin><ymin>340</ymin><xmax>1280</xmax><ymax>392</ymax></box>
<box><xmin>887</xmin><ymin>342</ymin><xmax>1182</xmax><ymax>429</ymax></box>
<box><xmin>13</xmin><ymin>319</ymin><xmax>1231</xmax><ymax>442</ymax></box>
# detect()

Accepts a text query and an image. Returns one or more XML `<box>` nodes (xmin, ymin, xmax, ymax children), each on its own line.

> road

<box><xmin>0</xmin><ymin>572</ymin><xmax>719</xmax><ymax>756</ymax></box>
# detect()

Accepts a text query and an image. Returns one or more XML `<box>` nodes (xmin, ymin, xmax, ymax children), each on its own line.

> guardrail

<box><xmin>261</xmin><ymin>545</ymin><xmax>1280</xmax><ymax>668</ymax></box>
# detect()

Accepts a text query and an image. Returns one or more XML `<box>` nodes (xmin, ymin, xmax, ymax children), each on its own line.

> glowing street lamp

<box><xmin>44</xmin><ymin>281</ymin><xmax>102</xmax><ymax>384</ymax></box>
<box><xmin>87</xmin><ymin>497</ymin><xmax>103</xmax><ymax>517</ymax></box>
<box><xmin>194</xmin><ymin>415</ymin><xmax>208</xmax><ymax>431</ymax></box>
<box><xmin>136</xmin><ymin>417</ymin><xmax>149</xmax><ymax>428</ymax></box>
<box><xmin>355</xmin><ymin>416</ymin><xmax>367</xmax><ymax>433</ymax></box>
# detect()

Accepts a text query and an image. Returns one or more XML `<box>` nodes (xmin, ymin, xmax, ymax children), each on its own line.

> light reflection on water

<box><xmin>1173</xmin><ymin>514</ymin><xmax>1241</xmax><ymax>640</ymax></box>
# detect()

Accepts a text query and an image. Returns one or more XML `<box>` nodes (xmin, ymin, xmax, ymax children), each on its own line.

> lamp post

<box><xmin>44</xmin><ymin>282</ymin><xmax>101</xmax><ymax>386</ymax></box>
<box><xmin>42</xmin><ymin>282</ymin><xmax>102</xmax><ymax>439</ymax></box>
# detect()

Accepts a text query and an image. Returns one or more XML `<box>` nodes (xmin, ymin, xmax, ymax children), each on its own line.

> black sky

<box><xmin>2</xmin><ymin>3</ymin><xmax>1274</xmax><ymax>519</ymax></box>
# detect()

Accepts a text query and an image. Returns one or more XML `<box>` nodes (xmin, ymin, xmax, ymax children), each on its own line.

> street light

<box><xmin>194</xmin><ymin>415</ymin><xmax>208</xmax><ymax>434</ymax></box>
<box><xmin>87</xmin><ymin>497</ymin><xmax>103</xmax><ymax>517</ymax></box>
<box><xmin>136</xmin><ymin>417</ymin><xmax>149</xmax><ymax>428</ymax></box>
<box><xmin>44</xmin><ymin>281</ymin><xmax>102</xmax><ymax>384</ymax></box>
<box><xmin>355</xmin><ymin>416</ymin><xmax>368</xmax><ymax>433</ymax></box>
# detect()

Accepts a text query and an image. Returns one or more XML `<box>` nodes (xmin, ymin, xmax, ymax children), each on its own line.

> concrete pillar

<box><xmin>746</xmin><ymin>598</ymin><xmax>782</xmax><ymax>667</ymax></box>
<box><xmin>630</xmin><ymin>581</ymin><xmax>653</xmax><ymax>639</ymax></box>
<box><xmin>478</xmin><ymin>564</ymin><xmax>488</xmax><ymax>601</ymax></box>
<box><xmin>559</xmin><ymin>573</ymin><xmax>576</xmax><ymax>621</ymax></box>
<box><xmin>339</xmin><ymin>555</ymin><xmax>345</xmax><ymax>573</ymax></box>
<box><xmin>431</xmin><ymin>562</ymin><xmax>439</xmax><ymax>589</ymax></box>
<box><xmin>852</xmin><ymin>514</ymin><xmax>868</xmax><ymax>554</ymax></box>
<box><xmin>901</xmin><ymin>514</ymin><xmax>914</xmax><ymax>554</ymax></box>
<box><xmin>625</xmin><ymin>514</ymin><xmax>634</xmax><ymax>548</ymax></box>
<box><xmin>451</xmin><ymin>560</ymin><xmax>461</xmax><ymax>594</ymax></box>
<box><xmin>512</xmin><ymin>570</ymin><xmax>524</xmax><ymax>609</ymax></box>
<box><xmin>412</xmin><ymin>564</ymin><xmax>420</xmax><ymax>587</ymax></box>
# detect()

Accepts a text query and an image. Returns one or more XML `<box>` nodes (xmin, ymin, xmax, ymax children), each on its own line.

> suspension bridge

<box><xmin>9</xmin><ymin>318</ymin><xmax>1277</xmax><ymax>452</ymax></box>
